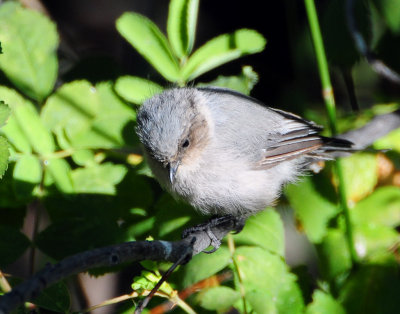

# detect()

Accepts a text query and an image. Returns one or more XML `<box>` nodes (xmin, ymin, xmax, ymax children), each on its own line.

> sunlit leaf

<box><xmin>114</xmin><ymin>76</ymin><xmax>163</xmax><ymax>104</ymax></box>
<box><xmin>181</xmin><ymin>29</ymin><xmax>266</xmax><ymax>81</ymax></box>
<box><xmin>71</xmin><ymin>149</ymin><xmax>96</xmax><ymax>167</ymax></box>
<box><xmin>351</xmin><ymin>186</ymin><xmax>400</xmax><ymax>228</ymax></box>
<box><xmin>0</xmin><ymin>86</ymin><xmax>54</xmax><ymax>154</ymax></box>
<box><xmin>198</xmin><ymin>286</ymin><xmax>240</xmax><ymax>311</ymax></box>
<box><xmin>234</xmin><ymin>246</ymin><xmax>304</xmax><ymax>313</ymax></box>
<box><xmin>41</xmin><ymin>81</ymin><xmax>136</xmax><ymax>149</ymax></box>
<box><xmin>353</xmin><ymin>223</ymin><xmax>398</xmax><ymax>259</ymax></box>
<box><xmin>374</xmin><ymin>127</ymin><xmax>400</xmax><ymax>153</ymax></box>
<box><xmin>0</xmin><ymin>136</ymin><xmax>9</xmax><ymax>179</ymax></box>
<box><xmin>197</xmin><ymin>65</ymin><xmax>259</xmax><ymax>95</ymax></box>
<box><xmin>0</xmin><ymin>101</ymin><xmax>10</xmax><ymax>128</ymax></box>
<box><xmin>116</xmin><ymin>12</ymin><xmax>180</xmax><ymax>81</ymax></box>
<box><xmin>334</xmin><ymin>154</ymin><xmax>378</xmax><ymax>203</ymax></box>
<box><xmin>286</xmin><ymin>174</ymin><xmax>339</xmax><ymax>243</ymax></box>
<box><xmin>71</xmin><ymin>163</ymin><xmax>127</xmax><ymax>195</ymax></box>
<box><xmin>233</xmin><ymin>209</ymin><xmax>284</xmax><ymax>256</ymax></box>
<box><xmin>0</xmin><ymin>2</ymin><xmax>58</xmax><ymax>101</ymax></box>
<box><xmin>181</xmin><ymin>246</ymin><xmax>231</xmax><ymax>288</ymax></box>
<box><xmin>0</xmin><ymin>102</ymin><xmax>10</xmax><ymax>179</ymax></box>
<box><xmin>13</xmin><ymin>154</ymin><xmax>42</xmax><ymax>199</ymax></box>
<box><xmin>306</xmin><ymin>290</ymin><xmax>345</xmax><ymax>314</ymax></box>
<box><xmin>167</xmin><ymin>0</ymin><xmax>199</xmax><ymax>58</ymax></box>
<box><xmin>45</xmin><ymin>158</ymin><xmax>74</xmax><ymax>194</ymax></box>
<box><xmin>317</xmin><ymin>229</ymin><xmax>352</xmax><ymax>281</ymax></box>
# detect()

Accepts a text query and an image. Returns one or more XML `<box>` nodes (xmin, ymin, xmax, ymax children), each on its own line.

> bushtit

<box><xmin>136</xmin><ymin>87</ymin><xmax>353</xmax><ymax>248</ymax></box>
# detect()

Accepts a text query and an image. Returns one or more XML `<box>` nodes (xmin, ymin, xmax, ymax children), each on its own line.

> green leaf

<box><xmin>0</xmin><ymin>2</ymin><xmax>58</xmax><ymax>101</ymax></box>
<box><xmin>351</xmin><ymin>186</ymin><xmax>400</xmax><ymax>228</ymax></box>
<box><xmin>71</xmin><ymin>149</ymin><xmax>96</xmax><ymax>167</ymax></box>
<box><xmin>234</xmin><ymin>246</ymin><xmax>304</xmax><ymax>313</ymax></box>
<box><xmin>181</xmin><ymin>29</ymin><xmax>266</xmax><ymax>81</ymax></box>
<box><xmin>317</xmin><ymin>229</ymin><xmax>352</xmax><ymax>281</ymax></box>
<box><xmin>0</xmin><ymin>225</ymin><xmax>30</xmax><ymax>267</ymax></box>
<box><xmin>32</xmin><ymin>281</ymin><xmax>70</xmax><ymax>313</ymax></box>
<box><xmin>114</xmin><ymin>76</ymin><xmax>163</xmax><ymax>104</ymax></box>
<box><xmin>0</xmin><ymin>86</ymin><xmax>55</xmax><ymax>154</ymax></box>
<box><xmin>13</xmin><ymin>155</ymin><xmax>42</xmax><ymax>199</ymax></box>
<box><xmin>116</xmin><ymin>12</ymin><xmax>180</xmax><ymax>81</ymax></box>
<box><xmin>197</xmin><ymin>65</ymin><xmax>259</xmax><ymax>95</ymax></box>
<box><xmin>233</xmin><ymin>209</ymin><xmax>284</xmax><ymax>256</ymax></box>
<box><xmin>14</xmin><ymin>104</ymin><xmax>55</xmax><ymax>155</ymax></box>
<box><xmin>167</xmin><ymin>0</ymin><xmax>199</xmax><ymax>58</ymax></box>
<box><xmin>353</xmin><ymin>223</ymin><xmax>398</xmax><ymax>259</ymax></box>
<box><xmin>374</xmin><ymin>127</ymin><xmax>400</xmax><ymax>153</ymax></box>
<box><xmin>0</xmin><ymin>102</ymin><xmax>10</xmax><ymax>177</ymax></box>
<box><xmin>339</xmin><ymin>256</ymin><xmax>400</xmax><ymax>314</ymax></box>
<box><xmin>71</xmin><ymin>163</ymin><xmax>127</xmax><ymax>195</ymax></box>
<box><xmin>245</xmin><ymin>290</ymin><xmax>276</xmax><ymax>314</ymax></box>
<box><xmin>45</xmin><ymin>158</ymin><xmax>74</xmax><ymax>194</ymax></box>
<box><xmin>0</xmin><ymin>101</ymin><xmax>10</xmax><ymax>128</ymax></box>
<box><xmin>372</xmin><ymin>0</ymin><xmax>400</xmax><ymax>34</ymax></box>
<box><xmin>42</xmin><ymin>81</ymin><xmax>136</xmax><ymax>150</ymax></box>
<box><xmin>334</xmin><ymin>153</ymin><xmax>378</xmax><ymax>203</ymax></box>
<box><xmin>0</xmin><ymin>137</ymin><xmax>9</xmax><ymax>179</ymax></box>
<box><xmin>306</xmin><ymin>290</ymin><xmax>345</xmax><ymax>314</ymax></box>
<box><xmin>198</xmin><ymin>286</ymin><xmax>240</xmax><ymax>311</ymax></box>
<box><xmin>181</xmin><ymin>246</ymin><xmax>231</xmax><ymax>288</ymax></box>
<box><xmin>286</xmin><ymin>174</ymin><xmax>339</xmax><ymax>243</ymax></box>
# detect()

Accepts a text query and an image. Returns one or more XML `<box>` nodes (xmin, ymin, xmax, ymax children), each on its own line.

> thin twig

<box><xmin>134</xmin><ymin>238</ymin><xmax>195</xmax><ymax>314</ymax></box>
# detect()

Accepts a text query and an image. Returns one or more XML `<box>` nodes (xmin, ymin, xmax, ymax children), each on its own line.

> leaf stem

<box><xmin>304</xmin><ymin>0</ymin><xmax>358</xmax><ymax>264</ymax></box>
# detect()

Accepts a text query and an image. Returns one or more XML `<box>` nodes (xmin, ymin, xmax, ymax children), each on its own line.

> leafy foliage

<box><xmin>0</xmin><ymin>100</ymin><xmax>10</xmax><ymax>179</ymax></box>
<box><xmin>0</xmin><ymin>0</ymin><xmax>399</xmax><ymax>313</ymax></box>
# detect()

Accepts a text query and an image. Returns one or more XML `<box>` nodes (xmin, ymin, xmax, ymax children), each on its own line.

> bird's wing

<box><xmin>257</xmin><ymin>109</ymin><xmax>353</xmax><ymax>168</ymax></box>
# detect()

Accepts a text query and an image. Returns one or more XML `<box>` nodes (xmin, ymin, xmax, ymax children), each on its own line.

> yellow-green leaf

<box><xmin>167</xmin><ymin>0</ymin><xmax>199</xmax><ymax>58</ymax></box>
<box><xmin>116</xmin><ymin>12</ymin><xmax>180</xmax><ymax>82</ymax></box>
<box><xmin>114</xmin><ymin>76</ymin><xmax>163</xmax><ymax>104</ymax></box>
<box><xmin>181</xmin><ymin>29</ymin><xmax>266</xmax><ymax>81</ymax></box>
<box><xmin>0</xmin><ymin>2</ymin><xmax>58</xmax><ymax>101</ymax></box>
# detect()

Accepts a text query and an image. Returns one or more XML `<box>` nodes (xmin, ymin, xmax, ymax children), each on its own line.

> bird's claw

<box><xmin>182</xmin><ymin>215</ymin><xmax>246</xmax><ymax>253</ymax></box>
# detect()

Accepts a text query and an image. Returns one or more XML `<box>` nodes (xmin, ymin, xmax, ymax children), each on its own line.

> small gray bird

<box><xmin>136</xmin><ymin>87</ymin><xmax>353</xmax><ymax>246</ymax></box>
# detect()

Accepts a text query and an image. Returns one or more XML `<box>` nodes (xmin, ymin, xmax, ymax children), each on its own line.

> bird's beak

<box><xmin>168</xmin><ymin>160</ymin><xmax>180</xmax><ymax>183</ymax></box>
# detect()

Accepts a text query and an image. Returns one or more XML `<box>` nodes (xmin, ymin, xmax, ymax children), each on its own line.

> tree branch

<box><xmin>337</xmin><ymin>109</ymin><xmax>400</xmax><ymax>149</ymax></box>
<box><xmin>0</xmin><ymin>220</ymin><xmax>235</xmax><ymax>314</ymax></box>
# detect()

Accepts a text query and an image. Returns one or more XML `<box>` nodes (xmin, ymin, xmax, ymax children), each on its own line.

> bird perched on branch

<box><xmin>136</xmin><ymin>87</ymin><xmax>354</xmax><ymax>250</ymax></box>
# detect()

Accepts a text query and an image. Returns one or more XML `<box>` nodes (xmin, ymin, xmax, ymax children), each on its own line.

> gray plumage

<box><xmin>136</xmin><ymin>87</ymin><xmax>353</xmax><ymax>217</ymax></box>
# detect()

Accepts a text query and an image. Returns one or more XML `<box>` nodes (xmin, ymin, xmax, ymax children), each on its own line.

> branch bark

<box><xmin>0</xmin><ymin>220</ymin><xmax>234</xmax><ymax>314</ymax></box>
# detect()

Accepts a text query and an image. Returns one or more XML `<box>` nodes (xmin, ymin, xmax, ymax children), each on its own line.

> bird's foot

<box><xmin>182</xmin><ymin>215</ymin><xmax>246</xmax><ymax>254</ymax></box>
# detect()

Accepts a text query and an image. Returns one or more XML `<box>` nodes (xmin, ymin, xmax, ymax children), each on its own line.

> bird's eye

<box><xmin>182</xmin><ymin>139</ymin><xmax>190</xmax><ymax>148</ymax></box>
